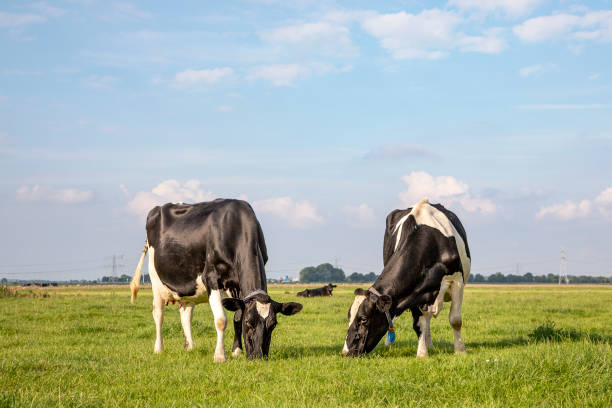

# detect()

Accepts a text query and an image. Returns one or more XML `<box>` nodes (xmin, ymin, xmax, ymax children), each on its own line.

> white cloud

<box><xmin>217</xmin><ymin>105</ymin><xmax>233</xmax><ymax>112</ymax></box>
<box><xmin>361</xmin><ymin>9</ymin><xmax>505</xmax><ymax>60</ymax></box>
<box><xmin>519</xmin><ymin>64</ymin><xmax>544</xmax><ymax>77</ymax></box>
<box><xmin>248</xmin><ymin>63</ymin><xmax>337</xmax><ymax>86</ymax></box>
<box><xmin>173</xmin><ymin>67</ymin><xmax>234</xmax><ymax>86</ymax></box>
<box><xmin>261</xmin><ymin>21</ymin><xmax>356</xmax><ymax>56</ymax></box>
<box><xmin>588</xmin><ymin>73</ymin><xmax>600</xmax><ymax>80</ymax></box>
<box><xmin>458</xmin><ymin>28</ymin><xmax>506</xmax><ymax>53</ymax></box>
<box><xmin>85</xmin><ymin>75</ymin><xmax>118</xmax><ymax>89</ymax></box>
<box><xmin>253</xmin><ymin>197</ymin><xmax>323</xmax><ymax>228</ymax></box>
<box><xmin>16</xmin><ymin>185</ymin><xmax>93</xmax><ymax>204</ymax></box>
<box><xmin>595</xmin><ymin>187</ymin><xmax>612</xmax><ymax>216</ymax></box>
<box><xmin>126</xmin><ymin>180</ymin><xmax>215</xmax><ymax>216</ymax></box>
<box><xmin>538</xmin><ymin>187</ymin><xmax>612</xmax><ymax>220</ymax></box>
<box><xmin>536</xmin><ymin>200</ymin><xmax>592</xmax><ymax>220</ymax></box>
<box><xmin>514</xmin><ymin>11</ymin><xmax>612</xmax><ymax>43</ymax></box>
<box><xmin>103</xmin><ymin>2</ymin><xmax>151</xmax><ymax>21</ymax></box>
<box><xmin>0</xmin><ymin>11</ymin><xmax>46</xmax><ymax>27</ymax></box>
<box><xmin>449</xmin><ymin>0</ymin><xmax>546</xmax><ymax>17</ymax></box>
<box><xmin>398</xmin><ymin>171</ymin><xmax>496</xmax><ymax>214</ymax></box>
<box><xmin>342</xmin><ymin>203</ymin><xmax>376</xmax><ymax>223</ymax></box>
<box><xmin>28</xmin><ymin>2</ymin><xmax>66</xmax><ymax>18</ymax></box>
<box><xmin>595</xmin><ymin>187</ymin><xmax>612</xmax><ymax>207</ymax></box>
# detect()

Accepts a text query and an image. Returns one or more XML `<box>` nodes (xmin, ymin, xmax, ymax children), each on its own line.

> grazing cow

<box><xmin>342</xmin><ymin>198</ymin><xmax>470</xmax><ymax>358</ymax></box>
<box><xmin>297</xmin><ymin>283</ymin><xmax>337</xmax><ymax>297</ymax></box>
<box><xmin>130</xmin><ymin>199</ymin><xmax>303</xmax><ymax>361</ymax></box>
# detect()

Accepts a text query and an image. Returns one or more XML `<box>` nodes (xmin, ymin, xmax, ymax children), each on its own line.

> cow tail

<box><xmin>130</xmin><ymin>239</ymin><xmax>149</xmax><ymax>304</ymax></box>
<box><xmin>256</xmin><ymin>221</ymin><xmax>268</xmax><ymax>265</ymax></box>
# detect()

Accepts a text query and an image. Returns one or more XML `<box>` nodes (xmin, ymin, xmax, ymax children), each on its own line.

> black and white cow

<box><xmin>342</xmin><ymin>198</ymin><xmax>471</xmax><ymax>358</ymax></box>
<box><xmin>130</xmin><ymin>199</ymin><xmax>302</xmax><ymax>361</ymax></box>
<box><xmin>297</xmin><ymin>283</ymin><xmax>337</xmax><ymax>297</ymax></box>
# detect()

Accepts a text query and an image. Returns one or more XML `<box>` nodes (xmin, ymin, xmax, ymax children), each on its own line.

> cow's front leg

<box><xmin>209</xmin><ymin>289</ymin><xmax>227</xmax><ymax>362</ymax></box>
<box><xmin>231</xmin><ymin>308</ymin><xmax>243</xmax><ymax>357</ymax></box>
<box><xmin>179</xmin><ymin>303</ymin><xmax>195</xmax><ymax>351</ymax></box>
<box><xmin>449</xmin><ymin>281</ymin><xmax>466</xmax><ymax>353</ymax></box>
<box><xmin>152</xmin><ymin>296</ymin><xmax>165</xmax><ymax>354</ymax></box>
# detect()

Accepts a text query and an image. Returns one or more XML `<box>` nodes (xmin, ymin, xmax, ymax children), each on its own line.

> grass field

<box><xmin>1</xmin><ymin>284</ymin><xmax>611</xmax><ymax>407</ymax></box>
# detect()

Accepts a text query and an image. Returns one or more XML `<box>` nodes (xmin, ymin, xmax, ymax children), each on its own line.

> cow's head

<box><xmin>222</xmin><ymin>293</ymin><xmax>302</xmax><ymax>359</ymax></box>
<box><xmin>342</xmin><ymin>288</ymin><xmax>392</xmax><ymax>357</ymax></box>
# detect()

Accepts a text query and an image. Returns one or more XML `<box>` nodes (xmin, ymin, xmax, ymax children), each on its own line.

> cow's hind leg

<box><xmin>179</xmin><ymin>303</ymin><xmax>195</xmax><ymax>351</ymax></box>
<box><xmin>152</xmin><ymin>295</ymin><xmax>164</xmax><ymax>353</ymax></box>
<box><xmin>449</xmin><ymin>280</ymin><xmax>466</xmax><ymax>353</ymax></box>
<box><xmin>209</xmin><ymin>289</ymin><xmax>227</xmax><ymax>362</ymax></box>
<box><xmin>231</xmin><ymin>308</ymin><xmax>243</xmax><ymax>357</ymax></box>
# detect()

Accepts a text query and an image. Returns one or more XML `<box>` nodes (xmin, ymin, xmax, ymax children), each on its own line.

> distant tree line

<box><xmin>299</xmin><ymin>263</ymin><xmax>378</xmax><ymax>283</ymax></box>
<box><xmin>469</xmin><ymin>272</ymin><xmax>612</xmax><ymax>284</ymax></box>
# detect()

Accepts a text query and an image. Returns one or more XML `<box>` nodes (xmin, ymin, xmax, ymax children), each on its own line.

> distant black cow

<box><xmin>342</xmin><ymin>198</ymin><xmax>471</xmax><ymax>358</ymax></box>
<box><xmin>130</xmin><ymin>199</ymin><xmax>303</xmax><ymax>361</ymax></box>
<box><xmin>297</xmin><ymin>283</ymin><xmax>337</xmax><ymax>297</ymax></box>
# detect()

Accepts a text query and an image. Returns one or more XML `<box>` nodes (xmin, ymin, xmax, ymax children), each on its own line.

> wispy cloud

<box><xmin>518</xmin><ymin>104</ymin><xmax>611</xmax><ymax>110</ymax></box>
<box><xmin>101</xmin><ymin>2</ymin><xmax>152</xmax><ymax>22</ymax></box>
<box><xmin>364</xmin><ymin>144</ymin><xmax>440</xmax><ymax>160</ymax></box>
<box><xmin>217</xmin><ymin>105</ymin><xmax>233</xmax><ymax>112</ymax></box>
<box><xmin>341</xmin><ymin>203</ymin><xmax>376</xmax><ymax>223</ymax></box>
<box><xmin>85</xmin><ymin>74</ymin><xmax>119</xmax><ymax>89</ymax></box>
<box><xmin>519</xmin><ymin>64</ymin><xmax>543</xmax><ymax>77</ymax></box>
<box><xmin>260</xmin><ymin>21</ymin><xmax>357</xmax><ymax>57</ymax></box>
<box><xmin>16</xmin><ymin>185</ymin><xmax>93</xmax><ymax>204</ymax></box>
<box><xmin>449</xmin><ymin>0</ymin><xmax>546</xmax><ymax>17</ymax></box>
<box><xmin>28</xmin><ymin>2</ymin><xmax>66</xmax><ymax>18</ymax></box>
<box><xmin>248</xmin><ymin>63</ymin><xmax>344</xmax><ymax>87</ymax></box>
<box><xmin>173</xmin><ymin>67</ymin><xmax>234</xmax><ymax>86</ymax></box>
<box><xmin>0</xmin><ymin>11</ymin><xmax>46</xmax><ymax>27</ymax></box>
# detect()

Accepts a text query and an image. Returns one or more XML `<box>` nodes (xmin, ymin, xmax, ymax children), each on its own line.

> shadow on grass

<box><xmin>528</xmin><ymin>320</ymin><xmax>612</xmax><ymax>344</ymax></box>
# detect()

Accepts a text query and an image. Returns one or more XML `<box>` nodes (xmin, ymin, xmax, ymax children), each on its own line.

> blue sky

<box><xmin>1</xmin><ymin>0</ymin><xmax>611</xmax><ymax>280</ymax></box>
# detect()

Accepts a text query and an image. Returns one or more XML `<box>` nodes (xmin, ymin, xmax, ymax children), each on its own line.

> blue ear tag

<box><xmin>387</xmin><ymin>327</ymin><xmax>396</xmax><ymax>344</ymax></box>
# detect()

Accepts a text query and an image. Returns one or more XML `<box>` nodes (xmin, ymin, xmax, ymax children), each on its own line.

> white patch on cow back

<box><xmin>256</xmin><ymin>301</ymin><xmax>271</xmax><ymax>319</ymax></box>
<box><xmin>393</xmin><ymin>199</ymin><xmax>471</xmax><ymax>281</ymax></box>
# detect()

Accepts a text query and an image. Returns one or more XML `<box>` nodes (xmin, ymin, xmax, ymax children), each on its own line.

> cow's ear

<box><xmin>354</xmin><ymin>288</ymin><xmax>367</xmax><ymax>296</ymax></box>
<box><xmin>280</xmin><ymin>302</ymin><xmax>303</xmax><ymax>316</ymax></box>
<box><xmin>376</xmin><ymin>295</ymin><xmax>392</xmax><ymax>313</ymax></box>
<box><xmin>222</xmin><ymin>298</ymin><xmax>245</xmax><ymax>312</ymax></box>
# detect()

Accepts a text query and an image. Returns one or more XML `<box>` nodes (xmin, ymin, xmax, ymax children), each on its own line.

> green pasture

<box><xmin>1</xmin><ymin>284</ymin><xmax>611</xmax><ymax>407</ymax></box>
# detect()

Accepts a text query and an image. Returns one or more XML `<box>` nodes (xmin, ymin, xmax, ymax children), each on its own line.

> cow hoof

<box><xmin>213</xmin><ymin>354</ymin><xmax>226</xmax><ymax>363</ymax></box>
<box><xmin>154</xmin><ymin>348</ymin><xmax>163</xmax><ymax>354</ymax></box>
<box><xmin>416</xmin><ymin>353</ymin><xmax>428</xmax><ymax>358</ymax></box>
<box><xmin>184</xmin><ymin>343</ymin><xmax>194</xmax><ymax>351</ymax></box>
<box><xmin>455</xmin><ymin>348</ymin><xmax>466</xmax><ymax>354</ymax></box>
<box><xmin>232</xmin><ymin>348</ymin><xmax>243</xmax><ymax>357</ymax></box>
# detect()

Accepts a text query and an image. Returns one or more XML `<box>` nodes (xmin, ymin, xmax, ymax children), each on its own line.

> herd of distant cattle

<box><xmin>130</xmin><ymin>197</ymin><xmax>470</xmax><ymax>361</ymax></box>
